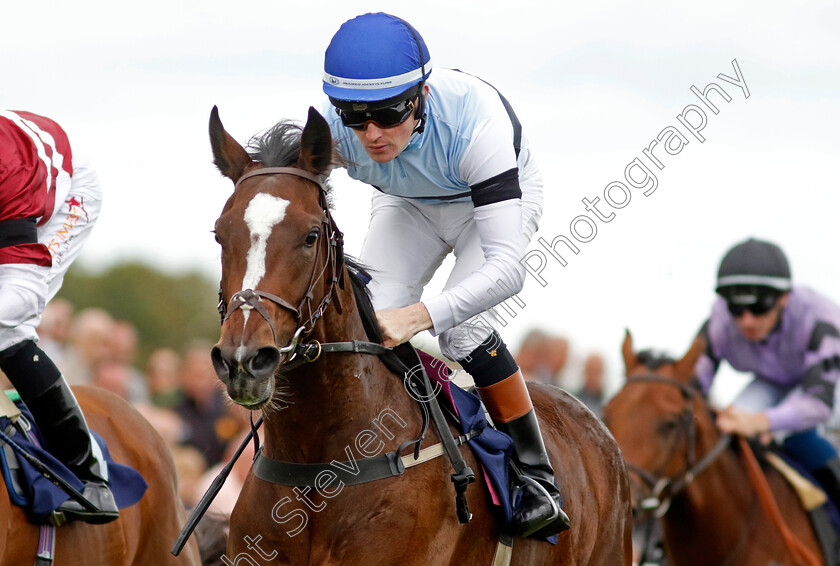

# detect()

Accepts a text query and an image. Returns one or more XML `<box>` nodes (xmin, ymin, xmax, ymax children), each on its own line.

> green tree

<box><xmin>57</xmin><ymin>261</ymin><xmax>221</xmax><ymax>364</ymax></box>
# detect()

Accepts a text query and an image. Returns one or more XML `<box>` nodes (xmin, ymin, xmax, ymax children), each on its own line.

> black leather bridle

<box><xmin>622</xmin><ymin>375</ymin><xmax>732</xmax><ymax>519</ymax></box>
<box><xmin>216</xmin><ymin>166</ymin><xmax>345</xmax><ymax>361</ymax></box>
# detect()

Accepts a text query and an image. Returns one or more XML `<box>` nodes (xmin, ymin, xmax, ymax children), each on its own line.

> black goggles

<box><xmin>726</xmin><ymin>294</ymin><xmax>780</xmax><ymax>318</ymax></box>
<box><xmin>336</xmin><ymin>98</ymin><xmax>415</xmax><ymax>130</ymax></box>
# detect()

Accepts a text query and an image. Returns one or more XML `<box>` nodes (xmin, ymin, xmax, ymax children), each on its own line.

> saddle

<box><xmin>745</xmin><ymin>438</ymin><xmax>840</xmax><ymax>566</ymax></box>
<box><xmin>0</xmin><ymin>390</ymin><xmax>148</xmax><ymax>525</ymax></box>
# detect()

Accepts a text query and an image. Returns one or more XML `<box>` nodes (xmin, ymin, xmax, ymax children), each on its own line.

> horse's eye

<box><xmin>658</xmin><ymin>418</ymin><xmax>679</xmax><ymax>435</ymax></box>
<box><xmin>304</xmin><ymin>228</ymin><xmax>320</xmax><ymax>247</ymax></box>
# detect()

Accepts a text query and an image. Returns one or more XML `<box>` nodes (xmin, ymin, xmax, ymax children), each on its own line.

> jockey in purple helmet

<box><xmin>321</xmin><ymin>13</ymin><xmax>570</xmax><ymax>538</ymax></box>
<box><xmin>696</xmin><ymin>238</ymin><xmax>840</xmax><ymax>513</ymax></box>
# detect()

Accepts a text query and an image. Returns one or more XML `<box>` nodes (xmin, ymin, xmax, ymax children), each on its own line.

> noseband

<box><xmin>217</xmin><ymin>166</ymin><xmax>345</xmax><ymax>357</ymax></box>
<box><xmin>623</xmin><ymin>375</ymin><xmax>732</xmax><ymax>519</ymax></box>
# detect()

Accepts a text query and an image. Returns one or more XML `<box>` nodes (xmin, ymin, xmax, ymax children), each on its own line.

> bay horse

<box><xmin>603</xmin><ymin>331</ymin><xmax>824</xmax><ymax>566</ymax></box>
<box><xmin>1</xmin><ymin>386</ymin><xmax>202</xmax><ymax>565</ymax></box>
<box><xmin>207</xmin><ymin>105</ymin><xmax>634</xmax><ymax>565</ymax></box>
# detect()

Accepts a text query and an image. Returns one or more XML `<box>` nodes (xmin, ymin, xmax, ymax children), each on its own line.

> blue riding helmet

<box><xmin>323</xmin><ymin>12</ymin><xmax>432</xmax><ymax>109</ymax></box>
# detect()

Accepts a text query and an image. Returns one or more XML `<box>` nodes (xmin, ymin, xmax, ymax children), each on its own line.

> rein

<box><xmin>623</xmin><ymin>375</ymin><xmax>732</xmax><ymax>519</ymax></box>
<box><xmin>218</xmin><ymin>166</ymin><xmax>476</xmax><ymax>521</ymax></box>
<box><xmin>623</xmin><ymin>374</ymin><xmax>732</xmax><ymax>565</ymax></box>
<box><xmin>625</xmin><ymin>374</ymin><xmax>822</xmax><ymax>566</ymax></box>
<box><xmin>737</xmin><ymin>436</ymin><xmax>822</xmax><ymax>566</ymax></box>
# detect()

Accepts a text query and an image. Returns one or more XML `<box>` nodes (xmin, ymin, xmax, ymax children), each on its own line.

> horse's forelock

<box><xmin>244</xmin><ymin>120</ymin><xmax>341</xmax><ymax>204</ymax></box>
<box><xmin>635</xmin><ymin>349</ymin><xmax>676</xmax><ymax>371</ymax></box>
<box><xmin>345</xmin><ymin>257</ymin><xmax>383</xmax><ymax>344</ymax></box>
<box><xmin>247</xmin><ymin>121</ymin><xmax>303</xmax><ymax>168</ymax></box>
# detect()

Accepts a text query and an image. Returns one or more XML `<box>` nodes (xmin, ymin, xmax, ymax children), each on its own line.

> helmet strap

<box><xmin>412</xmin><ymin>85</ymin><xmax>427</xmax><ymax>134</ymax></box>
<box><xmin>393</xmin><ymin>15</ymin><xmax>428</xmax><ymax>134</ymax></box>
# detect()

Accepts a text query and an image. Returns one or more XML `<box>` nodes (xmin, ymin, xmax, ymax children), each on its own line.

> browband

<box><xmin>234</xmin><ymin>167</ymin><xmax>326</xmax><ymax>191</ymax></box>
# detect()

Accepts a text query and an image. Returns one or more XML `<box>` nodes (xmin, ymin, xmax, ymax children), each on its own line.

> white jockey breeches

<box><xmin>360</xmin><ymin>183</ymin><xmax>541</xmax><ymax>361</ymax></box>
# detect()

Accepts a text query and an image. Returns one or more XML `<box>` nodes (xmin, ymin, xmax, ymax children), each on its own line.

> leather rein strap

<box><xmin>252</xmin><ymin>344</ymin><xmax>477</xmax><ymax>524</ymax></box>
<box><xmin>737</xmin><ymin>436</ymin><xmax>822</xmax><ymax>566</ymax></box>
<box><xmin>626</xmin><ymin>374</ymin><xmax>821</xmax><ymax>565</ymax></box>
<box><xmin>225</xmin><ymin>167</ymin><xmax>476</xmax><ymax>523</ymax></box>
<box><xmin>623</xmin><ymin>375</ymin><xmax>731</xmax><ymax>518</ymax></box>
<box><xmin>219</xmin><ymin>166</ymin><xmax>346</xmax><ymax>347</ymax></box>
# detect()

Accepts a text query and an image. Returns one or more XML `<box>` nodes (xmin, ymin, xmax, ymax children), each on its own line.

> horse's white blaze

<box><xmin>239</xmin><ymin>308</ymin><xmax>251</xmax><ymax>347</ymax></box>
<box><xmin>242</xmin><ymin>193</ymin><xmax>290</xmax><ymax>291</ymax></box>
<box><xmin>234</xmin><ymin>345</ymin><xmax>249</xmax><ymax>364</ymax></box>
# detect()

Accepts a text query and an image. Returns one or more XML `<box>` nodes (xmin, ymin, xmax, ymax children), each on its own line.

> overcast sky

<box><xmin>3</xmin><ymin>0</ymin><xmax>838</xmax><ymax>396</ymax></box>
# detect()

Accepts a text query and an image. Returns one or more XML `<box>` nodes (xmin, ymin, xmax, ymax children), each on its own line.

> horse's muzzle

<box><xmin>211</xmin><ymin>344</ymin><xmax>281</xmax><ymax>407</ymax></box>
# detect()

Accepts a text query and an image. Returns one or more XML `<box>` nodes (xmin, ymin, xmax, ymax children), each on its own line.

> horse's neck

<box><xmin>665</xmin><ymin>428</ymin><xmax>756</xmax><ymax>562</ymax></box>
<box><xmin>262</xmin><ymin>284</ymin><xmax>419</xmax><ymax>462</ymax></box>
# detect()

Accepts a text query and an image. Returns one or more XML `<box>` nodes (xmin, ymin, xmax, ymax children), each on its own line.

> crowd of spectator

<box><xmin>516</xmin><ymin>328</ymin><xmax>610</xmax><ymax>418</ymax></box>
<box><xmin>0</xmin><ymin>297</ymin><xmax>252</xmax><ymax>515</ymax></box>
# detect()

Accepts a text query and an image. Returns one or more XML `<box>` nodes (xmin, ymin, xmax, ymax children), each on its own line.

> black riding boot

<box><xmin>25</xmin><ymin>379</ymin><xmax>120</xmax><ymax>524</ymax></box>
<box><xmin>461</xmin><ymin>334</ymin><xmax>571</xmax><ymax>539</ymax></box>
<box><xmin>0</xmin><ymin>341</ymin><xmax>119</xmax><ymax>524</ymax></box>
<box><xmin>810</xmin><ymin>457</ymin><xmax>840</xmax><ymax>564</ymax></box>
<box><xmin>813</xmin><ymin>457</ymin><xmax>840</xmax><ymax>511</ymax></box>
<box><xmin>495</xmin><ymin>408</ymin><xmax>572</xmax><ymax>538</ymax></box>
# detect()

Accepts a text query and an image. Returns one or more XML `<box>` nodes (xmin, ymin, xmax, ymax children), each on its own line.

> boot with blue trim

<box><xmin>460</xmin><ymin>333</ymin><xmax>571</xmax><ymax>538</ymax></box>
<box><xmin>814</xmin><ymin>457</ymin><xmax>840</xmax><ymax>511</ymax></box>
<box><xmin>494</xmin><ymin>405</ymin><xmax>571</xmax><ymax>538</ymax></box>
<box><xmin>0</xmin><ymin>341</ymin><xmax>119</xmax><ymax>524</ymax></box>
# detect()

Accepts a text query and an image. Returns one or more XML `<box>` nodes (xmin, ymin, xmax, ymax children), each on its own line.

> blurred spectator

<box><xmin>91</xmin><ymin>361</ymin><xmax>133</xmax><ymax>399</ymax></box>
<box><xmin>195</xmin><ymin>429</ymin><xmax>255</xmax><ymax>515</ymax></box>
<box><xmin>174</xmin><ymin>342</ymin><xmax>243</xmax><ymax>467</ymax></box>
<box><xmin>576</xmin><ymin>352</ymin><xmax>606</xmax><ymax>418</ymax></box>
<box><xmin>145</xmin><ymin>347</ymin><xmax>184</xmax><ymax>408</ymax></box>
<box><xmin>37</xmin><ymin>297</ymin><xmax>75</xmax><ymax>369</ymax></box>
<box><xmin>111</xmin><ymin>320</ymin><xmax>150</xmax><ymax>404</ymax></box>
<box><xmin>61</xmin><ymin>308</ymin><xmax>115</xmax><ymax>386</ymax></box>
<box><xmin>135</xmin><ymin>401</ymin><xmax>187</xmax><ymax>448</ymax></box>
<box><xmin>516</xmin><ymin>329</ymin><xmax>569</xmax><ymax>386</ymax></box>
<box><xmin>172</xmin><ymin>444</ymin><xmax>208</xmax><ymax>508</ymax></box>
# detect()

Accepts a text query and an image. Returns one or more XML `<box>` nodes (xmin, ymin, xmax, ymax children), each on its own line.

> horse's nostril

<box><xmin>249</xmin><ymin>346</ymin><xmax>281</xmax><ymax>378</ymax></box>
<box><xmin>211</xmin><ymin>346</ymin><xmax>230</xmax><ymax>380</ymax></box>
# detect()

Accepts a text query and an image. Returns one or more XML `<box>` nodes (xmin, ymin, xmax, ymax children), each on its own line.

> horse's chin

<box><xmin>226</xmin><ymin>374</ymin><xmax>275</xmax><ymax>409</ymax></box>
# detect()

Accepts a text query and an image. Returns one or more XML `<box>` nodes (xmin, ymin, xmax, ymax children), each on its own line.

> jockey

<box><xmin>695</xmin><ymin>238</ymin><xmax>840</xmax><ymax>510</ymax></box>
<box><xmin>0</xmin><ymin>110</ymin><xmax>118</xmax><ymax>523</ymax></box>
<box><xmin>321</xmin><ymin>12</ymin><xmax>570</xmax><ymax>538</ymax></box>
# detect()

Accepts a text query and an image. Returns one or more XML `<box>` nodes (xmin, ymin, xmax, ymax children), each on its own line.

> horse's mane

<box><xmin>345</xmin><ymin>257</ymin><xmax>383</xmax><ymax>344</ymax></box>
<box><xmin>636</xmin><ymin>349</ymin><xmax>677</xmax><ymax>370</ymax></box>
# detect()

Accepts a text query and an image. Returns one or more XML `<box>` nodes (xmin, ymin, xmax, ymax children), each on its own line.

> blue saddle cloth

<box><xmin>0</xmin><ymin>397</ymin><xmax>148</xmax><ymax>524</ymax></box>
<box><xmin>419</xmin><ymin>352</ymin><xmax>559</xmax><ymax>543</ymax></box>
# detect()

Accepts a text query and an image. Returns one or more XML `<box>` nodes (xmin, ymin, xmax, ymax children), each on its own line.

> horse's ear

<box><xmin>674</xmin><ymin>335</ymin><xmax>705</xmax><ymax>383</ymax></box>
<box><xmin>209</xmin><ymin>106</ymin><xmax>252</xmax><ymax>183</ymax></box>
<box><xmin>297</xmin><ymin>107</ymin><xmax>333</xmax><ymax>176</ymax></box>
<box><xmin>621</xmin><ymin>329</ymin><xmax>639</xmax><ymax>374</ymax></box>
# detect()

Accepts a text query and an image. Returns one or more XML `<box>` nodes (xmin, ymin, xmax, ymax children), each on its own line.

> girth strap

<box><xmin>252</xmin><ymin>431</ymin><xmax>478</xmax><ymax>487</ymax></box>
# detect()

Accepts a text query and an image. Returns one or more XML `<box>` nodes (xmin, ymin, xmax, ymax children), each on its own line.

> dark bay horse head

<box><xmin>208</xmin><ymin>106</ymin><xmax>341</xmax><ymax>408</ymax></box>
